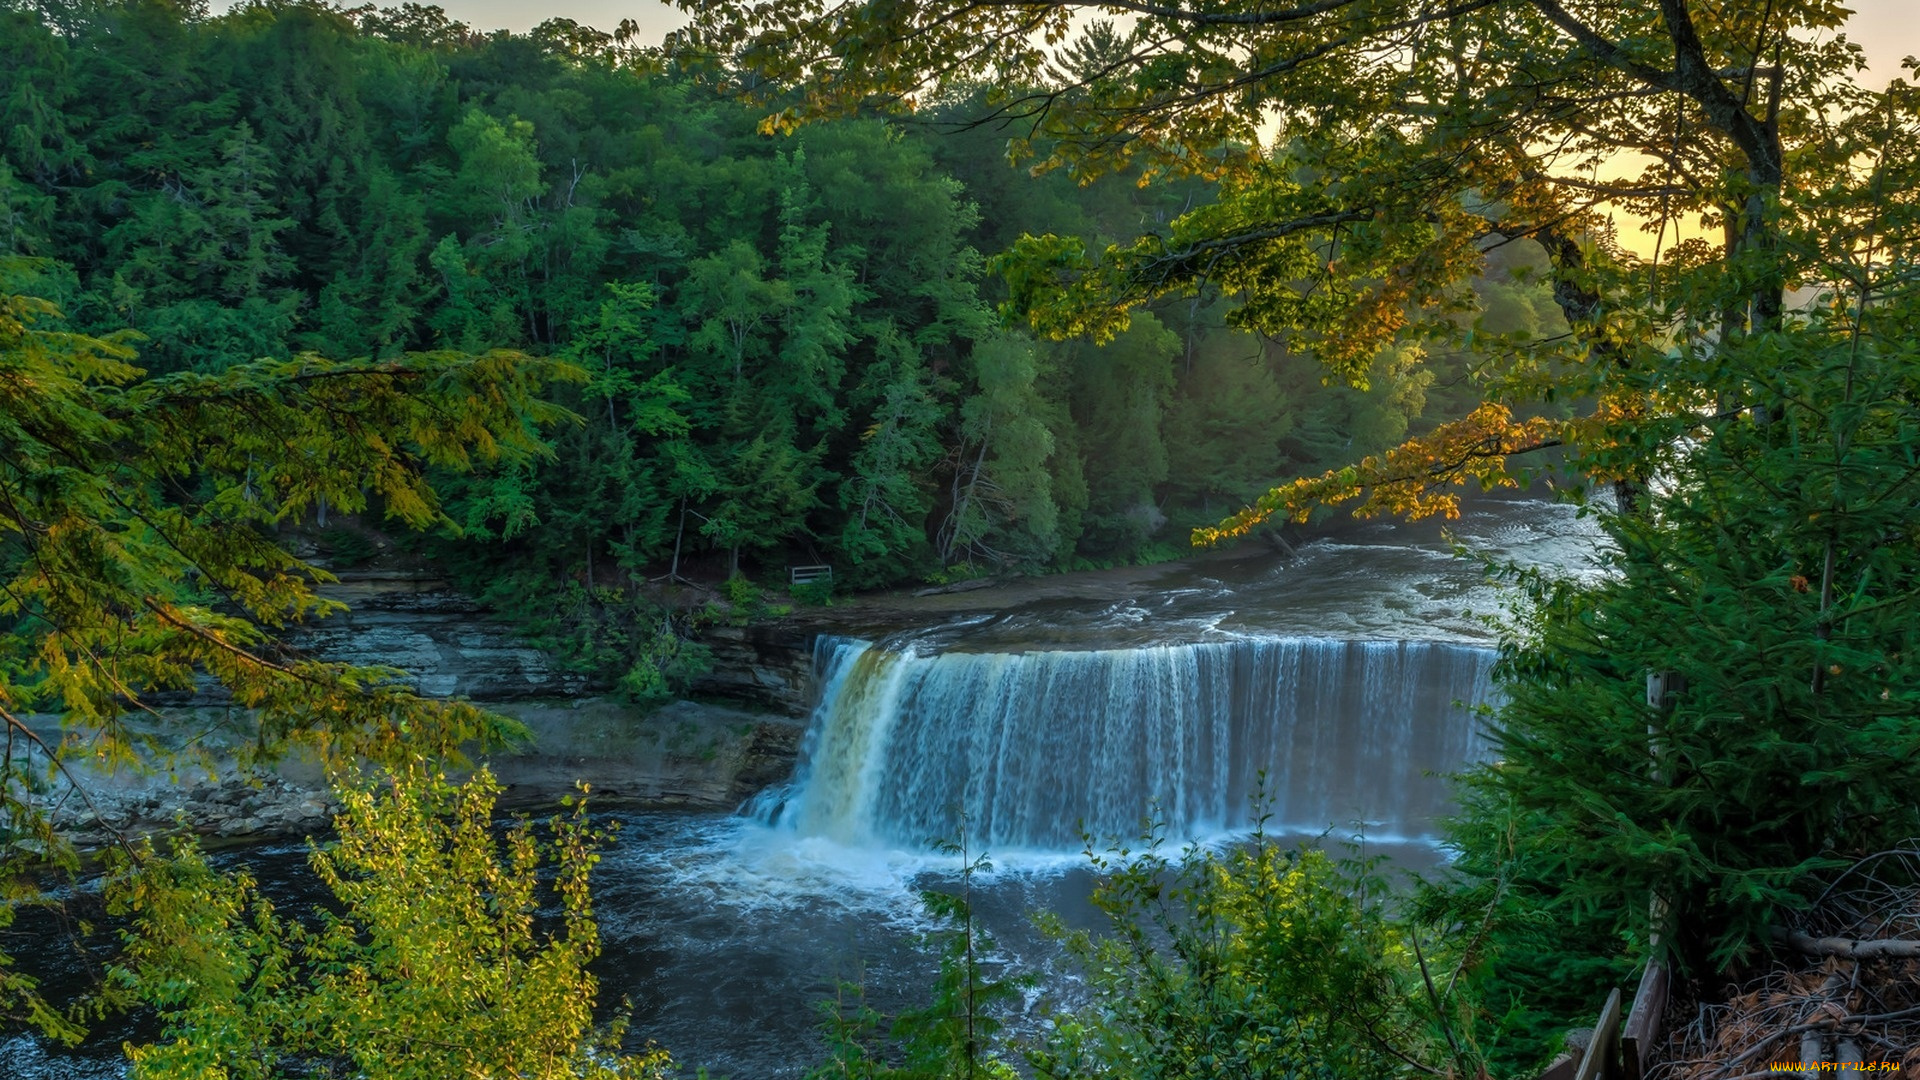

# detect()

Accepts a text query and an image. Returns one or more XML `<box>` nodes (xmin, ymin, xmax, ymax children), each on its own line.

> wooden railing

<box><xmin>1538</xmin><ymin>961</ymin><xmax>1668</xmax><ymax>1080</ymax></box>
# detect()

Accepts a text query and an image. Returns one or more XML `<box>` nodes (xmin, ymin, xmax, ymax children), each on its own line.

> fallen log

<box><xmin>1775</xmin><ymin>927</ymin><xmax>1920</xmax><ymax>959</ymax></box>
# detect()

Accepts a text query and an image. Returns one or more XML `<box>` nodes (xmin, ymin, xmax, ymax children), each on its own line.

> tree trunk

<box><xmin>669</xmin><ymin>497</ymin><xmax>687</xmax><ymax>581</ymax></box>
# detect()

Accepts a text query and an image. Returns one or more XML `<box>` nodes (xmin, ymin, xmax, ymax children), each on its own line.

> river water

<box><xmin>2</xmin><ymin>497</ymin><xmax>1604</xmax><ymax>1078</ymax></box>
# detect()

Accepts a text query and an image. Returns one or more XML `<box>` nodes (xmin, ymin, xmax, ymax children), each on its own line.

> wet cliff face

<box><xmin>45</xmin><ymin>699</ymin><xmax>807</xmax><ymax>849</ymax></box>
<box><xmin>485</xmin><ymin>699</ymin><xmax>805</xmax><ymax>809</ymax></box>
<box><xmin>288</xmin><ymin>573</ymin><xmax>812</xmax><ymax>808</ymax></box>
<box><xmin>290</xmin><ymin>572</ymin><xmax>592</xmax><ymax>701</ymax></box>
<box><xmin>689</xmin><ymin>623</ymin><xmax>819</xmax><ymax>717</ymax></box>
<box><xmin>293</xmin><ymin>571</ymin><xmax>823</xmax><ymax>720</ymax></box>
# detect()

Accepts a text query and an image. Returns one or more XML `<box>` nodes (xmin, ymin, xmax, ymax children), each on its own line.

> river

<box><xmin>2</xmin><ymin>496</ymin><xmax>1605</xmax><ymax>1078</ymax></box>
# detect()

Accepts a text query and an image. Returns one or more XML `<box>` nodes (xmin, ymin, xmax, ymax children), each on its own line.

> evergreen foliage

<box><xmin>0</xmin><ymin>275</ymin><xmax>571</xmax><ymax>1035</ymax></box>
<box><xmin>0</xmin><ymin>0</ymin><xmax>1502</xmax><ymax>609</ymax></box>
<box><xmin>1445</xmin><ymin>276</ymin><xmax>1920</xmax><ymax>1019</ymax></box>
<box><xmin>0</xmin><ymin>0</ymin><xmax>1552</xmax><ymax>705</ymax></box>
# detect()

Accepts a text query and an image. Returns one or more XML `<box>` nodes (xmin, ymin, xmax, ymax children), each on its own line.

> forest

<box><xmin>0</xmin><ymin>0</ymin><xmax>1585</xmax><ymax>701</ymax></box>
<box><xmin>4</xmin><ymin>0</ymin><xmax>1920</xmax><ymax>1077</ymax></box>
<box><xmin>0</xmin><ymin>0</ymin><xmax>1549</xmax><ymax>578</ymax></box>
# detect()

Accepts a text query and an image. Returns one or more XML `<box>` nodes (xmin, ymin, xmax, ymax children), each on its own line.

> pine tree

<box><xmin>941</xmin><ymin>333</ymin><xmax>1063</xmax><ymax>569</ymax></box>
<box><xmin>1161</xmin><ymin>330</ymin><xmax>1295</xmax><ymax>515</ymax></box>
<box><xmin>838</xmin><ymin>336</ymin><xmax>944</xmax><ymax>585</ymax></box>
<box><xmin>0</xmin><ymin>282</ymin><xmax>575</xmax><ymax>1033</ymax></box>
<box><xmin>1066</xmin><ymin>313</ymin><xmax>1178</xmax><ymax>558</ymax></box>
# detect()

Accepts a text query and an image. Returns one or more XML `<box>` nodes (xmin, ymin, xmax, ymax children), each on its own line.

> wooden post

<box><xmin>1572</xmin><ymin>987</ymin><xmax>1623</xmax><ymax>1080</ymax></box>
<box><xmin>1622</xmin><ymin>962</ymin><xmax>1670</xmax><ymax>1080</ymax></box>
<box><xmin>1539</xmin><ymin>1056</ymin><xmax>1578</xmax><ymax>1080</ymax></box>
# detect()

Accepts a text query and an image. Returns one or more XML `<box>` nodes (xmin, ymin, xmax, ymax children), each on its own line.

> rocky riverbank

<box><xmin>38</xmin><ymin>564</ymin><xmax>814</xmax><ymax>850</ymax></box>
<box><xmin>37</xmin><ymin>535</ymin><xmax>1307</xmax><ymax>851</ymax></box>
<box><xmin>45</xmin><ymin>773</ymin><xmax>339</xmax><ymax>850</ymax></box>
<box><xmin>41</xmin><ymin>696</ymin><xmax>806</xmax><ymax>849</ymax></box>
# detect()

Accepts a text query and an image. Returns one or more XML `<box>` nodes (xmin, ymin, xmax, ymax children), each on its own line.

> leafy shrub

<box><xmin>790</xmin><ymin>579</ymin><xmax>835</xmax><ymax>607</ymax></box>
<box><xmin>722</xmin><ymin>573</ymin><xmax>760</xmax><ymax>608</ymax></box>
<box><xmin>1026</xmin><ymin>824</ymin><xmax>1475</xmax><ymax>1080</ymax></box>
<box><xmin>106</xmin><ymin>766</ymin><xmax>673</xmax><ymax>1080</ymax></box>
<box><xmin>615</xmin><ymin>622</ymin><xmax>714</xmax><ymax>709</ymax></box>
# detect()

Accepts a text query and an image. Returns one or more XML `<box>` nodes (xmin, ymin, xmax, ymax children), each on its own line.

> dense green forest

<box><xmin>0</xmin><ymin>0</ymin><xmax>1554</xmax><ymax>601</ymax></box>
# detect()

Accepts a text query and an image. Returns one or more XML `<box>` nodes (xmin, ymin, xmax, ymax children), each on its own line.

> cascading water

<box><xmin>771</xmin><ymin>633</ymin><xmax>1498</xmax><ymax>852</ymax></box>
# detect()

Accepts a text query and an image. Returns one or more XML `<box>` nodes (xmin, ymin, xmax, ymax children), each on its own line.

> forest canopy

<box><xmin>0</xmin><ymin>0</ymin><xmax>1535</xmax><ymax>595</ymax></box>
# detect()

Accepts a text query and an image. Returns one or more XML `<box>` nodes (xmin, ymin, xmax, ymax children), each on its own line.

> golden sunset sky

<box><xmin>400</xmin><ymin>0</ymin><xmax>1917</xmax><ymax>91</ymax></box>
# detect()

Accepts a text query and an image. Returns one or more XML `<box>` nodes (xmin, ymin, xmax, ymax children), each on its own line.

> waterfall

<box><xmin>774</xmin><ymin>635</ymin><xmax>1498</xmax><ymax>852</ymax></box>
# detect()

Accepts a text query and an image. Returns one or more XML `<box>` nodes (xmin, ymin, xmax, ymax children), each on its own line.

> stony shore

<box><xmin>38</xmin><ymin>695</ymin><xmax>807</xmax><ymax>850</ymax></box>
<box><xmin>32</xmin><ymin>561</ymin><xmax>817</xmax><ymax>850</ymax></box>
<box><xmin>44</xmin><ymin>773</ymin><xmax>341</xmax><ymax>850</ymax></box>
<box><xmin>35</xmin><ymin>542</ymin><xmax>1274</xmax><ymax>851</ymax></box>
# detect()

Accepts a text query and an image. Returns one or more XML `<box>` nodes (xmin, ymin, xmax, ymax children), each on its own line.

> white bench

<box><xmin>789</xmin><ymin>565</ymin><xmax>833</xmax><ymax>586</ymax></box>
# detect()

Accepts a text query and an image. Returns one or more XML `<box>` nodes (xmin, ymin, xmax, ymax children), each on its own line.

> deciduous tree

<box><xmin>108</xmin><ymin>765</ymin><xmax>674</xmax><ymax>1080</ymax></box>
<box><xmin>673</xmin><ymin>0</ymin><xmax>1873</xmax><ymax>518</ymax></box>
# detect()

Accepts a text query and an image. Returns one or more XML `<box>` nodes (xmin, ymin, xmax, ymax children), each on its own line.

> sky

<box><xmin>390</xmin><ymin>0</ymin><xmax>1917</xmax><ymax>90</ymax></box>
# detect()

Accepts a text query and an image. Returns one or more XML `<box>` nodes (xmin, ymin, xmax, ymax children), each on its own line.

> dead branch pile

<box><xmin>1653</xmin><ymin>846</ymin><xmax>1920</xmax><ymax>1079</ymax></box>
